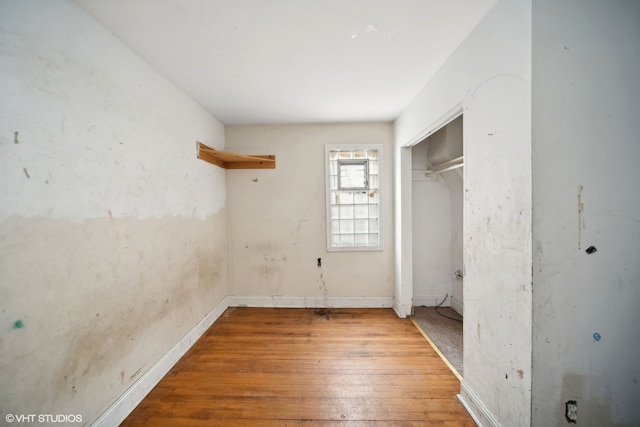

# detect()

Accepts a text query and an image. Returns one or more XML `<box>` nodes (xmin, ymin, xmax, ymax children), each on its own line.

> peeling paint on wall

<box><xmin>0</xmin><ymin>1</ymin><xmax>229</xmax><ymax>424</ymax></box>
<box><xmin>0</xmin><ymin>213</ymin><xmax>227</xmax><ymax>422</ymax></box>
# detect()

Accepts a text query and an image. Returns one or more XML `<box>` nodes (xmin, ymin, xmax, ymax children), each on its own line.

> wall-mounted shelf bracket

<box><xmin>197</xmin><ymin>142</ymin><xmax>276</xmax><ymax>169</ymax></box>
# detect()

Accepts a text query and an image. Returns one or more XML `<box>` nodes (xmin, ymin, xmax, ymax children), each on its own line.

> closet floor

<box><xmin>411</xmin><ymin>306</ymin><xmax>463</xmax><ymax>377</ymax></box>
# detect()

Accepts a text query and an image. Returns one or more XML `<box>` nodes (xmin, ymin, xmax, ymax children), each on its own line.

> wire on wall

<box><xmin>435</xmin><ymin>293</ymin><xmax>463</xmax><ymax>323</ymax></box>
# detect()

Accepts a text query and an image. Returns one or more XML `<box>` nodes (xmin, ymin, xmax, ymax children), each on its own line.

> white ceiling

<box><xmin>74</xmin><ymin>0</ymin><xmax>496</xmax><ymax>125</ymax></box>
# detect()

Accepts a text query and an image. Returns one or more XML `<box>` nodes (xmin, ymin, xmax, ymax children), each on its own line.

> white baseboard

<box><xmin>91</xmin><ymin>297</ymin><xmax>231</xmax><ymax>427</ymax></box>
<box><xmin>451</xmin><ymin>295</ymin><xmax>463</xmax><ymax>316</ymax></box>
<box><xmin>393</xmin><ymin>297</ymin><xmax>410</xmax><ymax>318</ymax></box>
<box><xmin>227</xmin><ymin>295</ymin><xmax>394</xmax><ymax>309</ymax></box>
<box><xmin>413</xmin><ymin>294</ymin><xmax>451</xmax><ymax>307</ymax></box>
<box><xmin>92</xmin><ymin>295</ymin><xmax>396</xmax><ymax>426</ymax></box>
<box><xmin>458</xmin><ymin>380</ymin><xmax>501</xmax><ymax>427</ymax></box>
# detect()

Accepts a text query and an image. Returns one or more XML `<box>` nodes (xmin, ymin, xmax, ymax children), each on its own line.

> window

<box><xmin>338</xmin><ymin>160</ymin><xmax>368</xmax><ymax>190</ymax></box>
<box><xmin>325</xmin><ymin>145</ymin><xmax>382</xmax><ymax>251</ymax></box>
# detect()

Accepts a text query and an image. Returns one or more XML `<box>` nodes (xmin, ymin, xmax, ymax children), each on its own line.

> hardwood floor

<box><xmin>121</xmin><ymin>307</ymin><xmax>474</xmax><ymax>426</ymax></box>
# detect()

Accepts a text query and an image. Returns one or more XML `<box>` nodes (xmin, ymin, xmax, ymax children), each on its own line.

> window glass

<box><xmin>325</xmin><ymin>145</ymin><xmax>382</xmax><ymax>251</ymax></box>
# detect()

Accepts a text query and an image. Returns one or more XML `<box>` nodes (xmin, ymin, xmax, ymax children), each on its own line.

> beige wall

<box><xmin>0</xmin><ymin>1</ymin><xmax>227</xmax><ymax>423</ymax></box>
<box><xmin>225</xmin><ymin>124</ymin><xmax>394</xmax><ymax>305</ymax></box>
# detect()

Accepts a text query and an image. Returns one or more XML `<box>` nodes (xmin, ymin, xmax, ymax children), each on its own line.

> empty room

<box><xmin>1</xmin><ymin>1</ymin><xmax>638</xmax><ymax>426</ymax></box>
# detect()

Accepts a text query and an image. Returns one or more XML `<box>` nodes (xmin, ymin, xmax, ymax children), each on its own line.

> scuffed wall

<box><xmin>225</xmin><ymin>124</ymin><xmax>394</xmax><ymax>302</ymax></box>
<box><xmin>532</xmin><ymin>1</ymin><xmax>640</xmax><ymax>425</ymax></box>
<box><xmin>395</xmin><ymin>0</ymin><xmax>532</xmax><ymax>424</ymax></box>
<box><xmin>0</xmin><ymin>0</ymin><xmax>227</xmax><ymax>424</ymax></box>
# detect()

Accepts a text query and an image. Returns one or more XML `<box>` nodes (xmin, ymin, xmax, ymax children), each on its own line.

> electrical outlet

<box><xmin>565</xmin><ymin>400</ymin><xmax>578</xmax><ymax>423</ymax></box>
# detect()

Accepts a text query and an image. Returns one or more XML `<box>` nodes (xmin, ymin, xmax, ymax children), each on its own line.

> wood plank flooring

<box><xmin>121</xmin><ymin>307</ymin><xmax>474</xmax><ymax>426</ymax></box>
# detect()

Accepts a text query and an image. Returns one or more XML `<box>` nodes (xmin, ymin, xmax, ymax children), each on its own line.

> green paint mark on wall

<box><xmin>13</xmin><ymin>319</ymin><xmax>24</xmax><ymax>329</ymax></box>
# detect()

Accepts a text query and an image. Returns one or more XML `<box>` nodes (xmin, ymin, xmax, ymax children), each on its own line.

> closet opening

<box><xmin>411</xmin><ymin>114</ymin><xmax>464</xmax><ymax>378</ymax></box>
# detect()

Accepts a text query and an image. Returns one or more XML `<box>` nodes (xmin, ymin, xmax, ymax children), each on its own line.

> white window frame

<box><xmin>325</xmin><ymin>144</ymin><xmax>383</xmax><ymax>252</ymax></box>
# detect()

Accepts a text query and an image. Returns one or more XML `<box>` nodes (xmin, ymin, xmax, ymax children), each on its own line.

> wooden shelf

<box><xmin>197</xmin><ymin>142</ymin><xmax>275</xmax><ymax>169</ymax></box>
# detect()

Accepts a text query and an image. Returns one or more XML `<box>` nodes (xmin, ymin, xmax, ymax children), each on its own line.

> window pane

<box><xmin>354</xmin><ymin>205</ymin><xmax>368</xmax><ymax>219</ymax></box>
<box><xmin>368</xmin><ymin>204</ymin><xmax>378</xmax><ymax>218</ymax></box>
<box><xmin>326</xmin><ymin>145</ymin><xmax>382</xmax><ymax>250</ymax></box>
<box><xmin>339</xmin><ymin>234</ymin><xmax>355</xmax><ymax>246</ymax></box>
<box><xmin>354</xmin><ymin>234</ymin><xmax>369</xmax><ymax>245</ymax></box>
<box><xmin>339</xmin><ymin>161</ymin><xmax>368</xmax><ymax>190</ymax></box>
<box><xmin>354</xmin><ymin>219</ymin><xmax>369</xmax><ymax>233</ymax></box>
<box><xmin>369</xmin><ymin>159</ymin><xmax>379</xmax><ymax>174</ymax></box>
<box><xmin>329</xmin><ymin>175</ymin><xmax>338</xmax><ymax>189</ymax></box>
<box><xmin>368</xmin><ymin>174</ymin><xmax>378</xmax><ymax>189</ymax></box>
<box><xmin>353</xmin><ymin>191</ymin><xmax>368</xmax><ymax>204</ymax></box>
<box><xmin>339</xmin><ymin>205</ymin><xmax>354</xmax><ymax>218</ymax></box>
<box><xmin>338</xmin><ymin>191</ymin><xmax>354</xmax><ymax>204</ymax></box>
<box><xmin>340</xmin><ymin>219</ymin><xmax>354</xmax><ymax>233</ymax></box>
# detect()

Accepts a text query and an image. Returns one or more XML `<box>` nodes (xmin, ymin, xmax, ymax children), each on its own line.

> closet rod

<box><xmin>425</xmin><ymin>156</ymin><xmax>464</xmax><ymax>176</ymax></box>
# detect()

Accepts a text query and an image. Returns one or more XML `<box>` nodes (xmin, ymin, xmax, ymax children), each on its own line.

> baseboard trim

<box><xmin>227</xmin><ymin>295</ymin><xmax>394</xmax><ymax>309</ymax></box>
<box><xmin>393</xmin><ymin>297</ymin><xmax>410</xmax><ymax>318</ymax></box>
<box><xmin>413</xmin><ymin>294</ymin><xmax>451</xmax><ymax>307</ymax></box>
<box><xmin>91</xmin><ymin>297</ymin><xmax>231</xmax><ymax>427</ymax></box>
<box><xmin>92</xmin><ymin>295</ymin><xmax>396</xmax><ymax>425</ymax></box>
<box><xmin>458</xmin><ymin>380</ymin><xmax>501</xmax><ymax>427</ymax></box>
<box><xmin>451</xmin><ymin>295</ymin><xmax>463</xmax><ymax>315</ymax></box>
